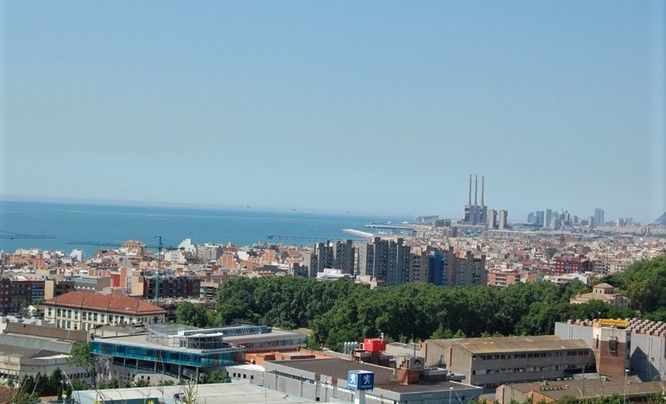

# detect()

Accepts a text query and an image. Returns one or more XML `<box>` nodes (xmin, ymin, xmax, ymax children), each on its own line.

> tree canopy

<box><xmin>171</xmin><ymin>257</ymin><xmax>666</xmax><ymax>351</ymax></box>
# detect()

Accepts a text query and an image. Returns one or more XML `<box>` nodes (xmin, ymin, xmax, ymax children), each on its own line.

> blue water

<box><xmin>0</xmin><ymin>200</ymin><xmax>393</xmax><ymax>255</ymax></box>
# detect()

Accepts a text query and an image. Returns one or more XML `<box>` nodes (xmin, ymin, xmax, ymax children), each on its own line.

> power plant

<box><xmin>463</xmin><ymin>174</ymin><xmax>488</xmax><ymax>225</ymax></box>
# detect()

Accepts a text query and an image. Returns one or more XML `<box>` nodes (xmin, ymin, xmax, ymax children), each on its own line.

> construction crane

<box><xmin>154</xmin><ymin>235</ymin><xmax>164</xmax><ymax>303</ymax></box>
<box><xmin>66</xmin><ymin>237</ymin><xmax>177</xmax><ymax>302</ymax></box>
<box><xmin>266</xmin><ymin>234</ymin><xmax>337</xmax><ymax>243</ymax></box>
<box><xmin>66</xmin><ymin>239</ymin><xmax>177</xmax><ymax>250</ymax></box>
<box><xmin>0</xmin><ymin>231</ymin><xmax>56</xmax><ymax>240</ymax></box>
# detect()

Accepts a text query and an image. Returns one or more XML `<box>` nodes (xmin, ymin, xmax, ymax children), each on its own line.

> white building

<box><xmin>43</xmin><ymin>292</ymin><xmax>166</xmax><ymax>331</ymax></box>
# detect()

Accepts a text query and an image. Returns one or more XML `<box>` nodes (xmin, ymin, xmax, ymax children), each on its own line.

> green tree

<box><xmin>67</xmin><ymin>342</ymin><xmax>102</xmax><ymax>389</ymax></box>
<box><xmin>176</xmin><ymin>301</ymin><xmax>212</xmax><ymax>328</ymax></box>
<box><xmin>606</xmin><ymin>257</ymin><xmax>666</xmax><ymax>315</ymax></box>
<box><xmin>202</xmin><ymin>370</ymin><xmax>230</xmax><ymax>384</ymax></box>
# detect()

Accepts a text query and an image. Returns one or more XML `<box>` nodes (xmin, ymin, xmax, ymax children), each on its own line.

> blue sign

<box><xmin>347</xmin><ymin>370</ymin><xmax>374</xmax><ymax>390</ymax></box>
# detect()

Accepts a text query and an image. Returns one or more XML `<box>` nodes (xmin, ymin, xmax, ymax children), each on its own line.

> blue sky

<box><xmin>1</xmin><ymin>1</ymin><xmax>664</xmax><ymax>221</ymax></box>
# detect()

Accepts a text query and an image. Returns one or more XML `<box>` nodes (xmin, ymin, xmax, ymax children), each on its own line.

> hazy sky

<box><xmin>1</xmin><ymin>1</ymin><xmax>664</xmax><ymax>221</ymax></box>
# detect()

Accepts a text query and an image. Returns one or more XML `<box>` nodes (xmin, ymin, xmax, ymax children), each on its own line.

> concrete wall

<box><xmin>556</xmin><ymin>322</ymin><xmax>666</xmax><ymax>382</ymax></box>
<box><xmin>630</xmin><ymin>333</ymin><xmax>666</xmax><ymax>381</ymax></box>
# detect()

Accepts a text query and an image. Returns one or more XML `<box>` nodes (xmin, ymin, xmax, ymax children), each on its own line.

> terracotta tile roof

<box><xmin>43</xmin><ymin>292</ymin><xmax>166</xmax><ymax>316</ymax></box>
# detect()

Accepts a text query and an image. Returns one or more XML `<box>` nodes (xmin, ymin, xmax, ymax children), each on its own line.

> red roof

<box><xmin>44</xmin><ymin>292</ymin><xmax>166</xmax><ymax>316</ymax></box>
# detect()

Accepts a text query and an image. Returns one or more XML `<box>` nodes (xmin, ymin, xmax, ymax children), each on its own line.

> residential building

<box><xmin>487</xmin><ymin>268</ymin><xmax>521</xmax><ymax>287</ymax></box>
<box><xmin>449</xmin><ymin>250</ymin><xmax>487</xmax><ymax>286</ymax></box>
<box><xmin>427</xmin><ymin>249</ymin><xmax>448</xmax><ymax>286</ymax></box>
<box><xmin>0</xmin><ymin>278</ymin><xmax>45</xmax><ymax>314</ymax></box>
<box><xmin>487</xmin><ymin>209</ymin><xmax>498</xmax><ymax>229</ymax></box>
<box><xmin>498</xmin><ymin>210</ymin><xmax>508</xmax><ymax>230</ymax></box>
<box><xmin>199</xmin><ymin>281</ymin><xmax>219</xmax><ymax>300</ymax></box>
<box><xmin>358</xmin><ymin>237</ymin><xmax>410</xmax><ymax>285</ymax></box>
<box><xmin>43</xmin><ymin>292</ymin><xmax>166</xmax><ymax>331</ymax></box>
<box><xmin>387</xmin><ymin>238</ymin><xmax>411</xmax><ymax>286</ymax></box>
<box><xmin>570</xmin><ymin>283</ymin><xmax>630</xmax><ymax>309</ymax></box>
<box><xmin>335</xmin><ymin>240</ymin><xmax>355</xmax><ymax>275</ymax></box>
<box><xmin>138</xmin><ymin>274</ymin><xmax>201</xmax><ymax>300</ymax></box>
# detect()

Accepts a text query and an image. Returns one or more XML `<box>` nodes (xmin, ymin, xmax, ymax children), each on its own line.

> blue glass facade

<box><xmin>90</xmin><ymin>340</ymin><xmax>240</xmax><ymax>368</ymax></box>
<box><xmin>428</xmin><ymin>250</ymin><xmax>447</xmax><ymax>286</ymax></box>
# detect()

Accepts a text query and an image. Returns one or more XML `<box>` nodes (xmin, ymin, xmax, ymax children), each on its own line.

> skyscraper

<box><xmin>594</xmin><ymin>208</ymin><xmax>605</xmax><ymax>227</ymax></box>
<box><xmin>498</xmin><ymin>209</ymin><xmax>508</xmax><ymax>230</ymax></box>
<box><xmin>487</xmin><ymin>209</ymin><xmax>497</xmax><ymax>229</ymax></box>
<box><xmin>545</xmin><ymin>209</ymin><xmax>554</xmax><ymax>229</ymax></box>
<box><xmin>360</xmin><ymin>237</ymin><xmax>411</xmax><ymax>285</ymax></box>
<box><xmin>334</xmin><ymin>239</ymin><xmax>355</xmax><ymax>274</ymax></box>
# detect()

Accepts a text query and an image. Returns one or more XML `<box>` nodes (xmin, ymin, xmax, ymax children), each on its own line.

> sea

<box><xmin>0</xmin><ymin>200</ymin><xmax>397</xmax><ymax>256</ymax></box>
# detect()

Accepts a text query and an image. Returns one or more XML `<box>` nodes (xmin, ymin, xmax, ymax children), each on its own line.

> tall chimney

<box><xmin>474</xmin><ymin>175</ymin><xmax>478</xmax><ymax>205</ymax></box>
<box><xmin>481</xmin><ymin>176</ymin><xmax>485</xmax><ymax>206</ymax></box>
<box><xmin>468</xmin><ymin>174</ymin><xmax>472</xmax><ymax>206</ymax></box>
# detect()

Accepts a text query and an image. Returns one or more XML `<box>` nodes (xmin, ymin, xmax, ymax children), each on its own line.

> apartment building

<box><xmin>0</xmin><ymin>278</ymin><xmax>45</xmax><ymax>313</ymax></box>
<box><xmin>43</xmin><ymin>292</ymin><xmax>166</xmax><ymax>331</ymax></box>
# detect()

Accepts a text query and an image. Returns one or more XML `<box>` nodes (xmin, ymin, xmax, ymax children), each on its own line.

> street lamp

<box><xmin>449</xmin><ymin>386</ymin><xmax>454</xmax><ymax>404</ymax></box>
<box><xmin>624</xmin><ymin>369</ymin><xmax>629</xmax><ymax>404</ymax></box>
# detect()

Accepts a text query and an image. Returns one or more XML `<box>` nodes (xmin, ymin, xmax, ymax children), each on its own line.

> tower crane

<box><xmin>66</xmin><ymin>237</ymin><xmax>177</xmax><ymax>301</ymax></box>
<box><xmin>0</xmin><ymin>231</ymin><xmax>56</xmax><ymax>240</ymax></box>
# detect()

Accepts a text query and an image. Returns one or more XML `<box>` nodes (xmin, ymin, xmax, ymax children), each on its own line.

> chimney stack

<box><xmin>474</xmin><ymin>175</ymin><xmax>478</xmax><ymax>205</ymax></box>
<box><xmin>481</xmin><ymin>176</ymin><xmax>485</xmax><ymax>206</ymax></box>
<box><xmin>468</xmin><ymin>174</ymin><xmax>472</xmax><ymax>206</ymax></box>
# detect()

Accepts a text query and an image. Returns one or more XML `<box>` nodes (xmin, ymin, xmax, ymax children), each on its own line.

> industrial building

<box><xmin>423</xmin><ymin>336</ymin><xmax>594</xmax><ymax>390</ymax></box>
<box><xmin>495</xmin><ymin>377</ymin><xmax>665</xmax><ymax>404</ymax></box>
<box><xmin>72</xmin><ymin>382</ymin><xmax>319</xmax><ymax>404</ymax></box>
<box><xmin>464</xmin><ymin>174</ymin><xmax>488</xmax><ymax>225</ymax></box>
<box><xmin>264</xmin><ymin>357</ymin><xmax>482</xmax><ymax>404</ymax></box>
<box><xmin>555</xmin><ymin>318</ymin><xmax>666</xmax><ymax>381</ymax></box>
<box><xmin>90</xmin><ymin>324</ymin><xmax>307</xmax><ymax>384</ymax></box>
<box><xmin>0</xmin><ymin>322</ymin><xmax>88</xmax><ymax>380</ymax></box>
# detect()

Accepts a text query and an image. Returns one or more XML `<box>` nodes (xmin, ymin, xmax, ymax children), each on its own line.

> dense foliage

<box><xmin>172</xmin><ymin>257</ymin><xmax>666</xmax><ymax>351</ymax></box>
<box><xmin>605</xmin><ymin>257</ymin><xmax>666</xmax><ymax>321</ymax></box>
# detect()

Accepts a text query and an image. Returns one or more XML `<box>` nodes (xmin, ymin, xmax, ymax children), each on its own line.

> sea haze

<box><xmin>0</xmin><ymin>200</ymin><xmax>395</xmax><ymax>255</ymax></box>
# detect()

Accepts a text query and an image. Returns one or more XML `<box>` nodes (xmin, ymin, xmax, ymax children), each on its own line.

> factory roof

<box><xmin>502</xmin><ymin>378</ymin><xmax>664</xmax><ymax>401</ymax></box>
<box><xmin>428</xmin><ymin>335</ymin><xmax>589</xmax><ymax>354</ymax></box>
<box><xmin>4</xmin><ymin>322</ymin><xmax>88</xmax><ymax>343</ymax></box>
<box><xmin>72</xmin><ymin>383</ymin><xmax>319</xmax><ymax>404</ymax></box>
<box><xmin>268</xmin><ymin>358</ymin><xmax>477</xmax><ymax>393</ymax></box>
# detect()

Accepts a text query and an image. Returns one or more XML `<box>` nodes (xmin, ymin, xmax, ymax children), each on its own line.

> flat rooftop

<box><xmin>0</xmin><ymin>343</ymin><xmax>61</xmax><ymax>359</ymax></box>
<box><xmin>428</xmin><ymin>335</ymin><xmax>589</xmax><ymax>354</ymax></box>
<box><xmin>95</xmin><ymin>334</ymin><xmax>240</xmax><ymax>354</ymax></box>
<box><xmin>503</xmin><ymin>379</ymin><xmax>664</xmax><ymax>400</ymax></box>
<box><xmin>72</xmin><ymin>382</ymin><xmax>324</xmax><ymax>404</ymax></box>
<box><xmin>270</xmin><ymin>358</ymin><xmax>476</xmax><ymax>393</ymax></box>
